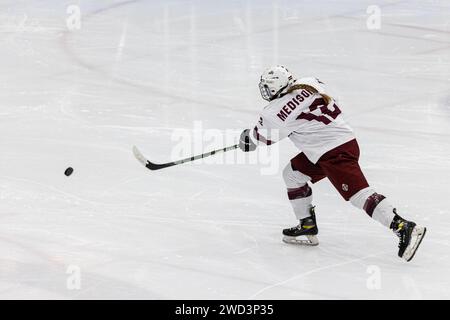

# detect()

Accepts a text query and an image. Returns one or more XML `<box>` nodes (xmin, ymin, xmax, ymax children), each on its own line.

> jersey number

<box><xmin>296</xmin><ymin>98</ymin><xmax>342</xmax><ymax>125</ymax></box>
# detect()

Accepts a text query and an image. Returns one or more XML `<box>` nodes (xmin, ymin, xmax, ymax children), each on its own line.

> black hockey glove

<box><xmin>239</xmin><ymin>129</ymin><xmax>257</xmax><ymax>152</ymax></box>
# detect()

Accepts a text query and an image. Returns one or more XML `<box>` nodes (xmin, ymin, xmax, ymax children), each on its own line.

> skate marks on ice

<box><xmin>2</xmin><ymin>0</ymin><xmax>449</xmax><ymax>299</ymax></box>
<box><xmin>58</xmin><ymin>0</ymin><xmax>415</xmax><ymax>117</ymax></box>
<box><xmin>248</xmin><ymin>248</ymin><xmax>390</xmax><ymax>299</ymax></box>
<box><xmin>0</xmin><ymin>234</ymin><xmax>160</xmax><ymax>299</ymax></box>
<box><xmin>58</xmin><ymin>0</ymin><xmax>253</xmax><ymax>115</ymax></box>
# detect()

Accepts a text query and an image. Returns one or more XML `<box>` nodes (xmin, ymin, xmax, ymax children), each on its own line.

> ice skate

<box><xmin>392</xmin><ymin>213</ymin><xmax>427</xmax><ymax>262</ymax></box>
<box><xmin>282</xmin><ymin>207</ymin><xmax>319</xmax><ymax>246</ymax></box>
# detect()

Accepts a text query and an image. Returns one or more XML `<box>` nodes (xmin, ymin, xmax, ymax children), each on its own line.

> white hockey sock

<box><xmin>288</xmin><ymin>187</ymin><xmax>313</xmax><ymax>220</ymax></box>
<box><xmin>288</xmin><ymin>190</ymin><xmax>312</xmax><ymax>220</ymax></box>
<box><xmin>371</xmin><ymin>199</ymin><xmax>396</xmax><ymax>228</ymax></box>
<box><xmin>350</xmin><ymin>187</ymin><xmax>395</xmax><ymax>228</ymax></box>
<box><xmin>283</xmin><ymin>164</ymin><xmax>313</xmax><ymax>221</ymax></box>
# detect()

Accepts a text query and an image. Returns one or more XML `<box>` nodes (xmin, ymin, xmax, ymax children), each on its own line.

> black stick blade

<box><xmin>132</xmin><ymin>146</ymin><xmax>177</xmax><ymax>171</ymax></box>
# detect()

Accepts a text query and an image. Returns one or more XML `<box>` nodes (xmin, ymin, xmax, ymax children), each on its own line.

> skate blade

<box><xmin>402</xmin><ymin>226</ymin><xmax>426</xmax><ymax>262</ymax></box>
<box><xmin>283</xmin><ymin>235</ymin><xmax>319</xmax><ymax>246</ymax></box>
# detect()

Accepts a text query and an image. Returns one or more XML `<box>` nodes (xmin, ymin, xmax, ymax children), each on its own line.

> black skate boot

<box><xmin>282</xmin><ymin>207</ymin><xmax>319</xmax><ymax>246</ymax></box>
<box><xmin>391</xmin><ymin>210</ymin><xmax>426</xmax><ymax>262</ymax></box>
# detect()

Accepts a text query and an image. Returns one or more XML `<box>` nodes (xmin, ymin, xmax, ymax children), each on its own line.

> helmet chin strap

<box><xmin>271</xmin><ymin>84</ymin><xmax>289</xmax><ymax>101</ymax></box>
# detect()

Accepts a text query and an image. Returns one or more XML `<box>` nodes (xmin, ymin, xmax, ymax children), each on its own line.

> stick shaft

<box><xmin>133</xmin><ymin>144</ymin><xmax>240</xmax><ymax>171</ymax></box>
<box><xmin>174</xmin><ymin>144</ymin><xmax>239</xmax><ymax>165</ymax></box>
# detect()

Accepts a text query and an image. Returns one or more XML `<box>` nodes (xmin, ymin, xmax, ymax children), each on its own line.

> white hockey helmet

<box><xmin>259</xmin><ymin>65</ymin><xmax>297</xmax><ymax>101</ymax></box>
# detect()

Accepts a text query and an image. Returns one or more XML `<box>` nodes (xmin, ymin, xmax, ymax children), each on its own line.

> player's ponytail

<box><xmin>287</xmin><ymin>84</ymin><xmax>332</xmax><ymax>104</ymax></box>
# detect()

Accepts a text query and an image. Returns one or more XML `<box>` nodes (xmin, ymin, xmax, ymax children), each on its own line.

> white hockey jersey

<box><xmin>251</xmin><ymin>77</ymin><xmax>355</xmax><ymax>163</ymax></box>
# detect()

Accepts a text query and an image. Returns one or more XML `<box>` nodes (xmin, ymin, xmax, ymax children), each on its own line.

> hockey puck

<box><xmin>64</xmin><ymin>167</ymin><xmax>74</xmax><ymax>176</ymax></box>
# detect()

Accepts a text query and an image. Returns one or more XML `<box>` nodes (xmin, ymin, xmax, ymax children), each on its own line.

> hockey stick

<box><xmin>132</xmin><ymin>144</ymin><xmax>239</xmax><ymax>171</ymax></box>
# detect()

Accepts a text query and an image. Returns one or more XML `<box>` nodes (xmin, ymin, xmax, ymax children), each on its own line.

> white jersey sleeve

<box><xmin>250</xmin><ymin>77</ymin><xmax>355</xmax><ymax>163</ymax></box>
<box><xmin>250</xmin><ymin>113</ymin><xmax>290</xmax><ymax>145</ymax></box>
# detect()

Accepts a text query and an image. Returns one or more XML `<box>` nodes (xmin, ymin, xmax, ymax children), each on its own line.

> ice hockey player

<box><xmin>239</xmin><ymin>65</ymin><xmax>426</xmax><ymax>262</ymax></box>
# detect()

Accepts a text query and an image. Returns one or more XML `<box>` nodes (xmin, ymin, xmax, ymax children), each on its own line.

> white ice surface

<box><xmin>0</xmin><ymin>0</ymin><xmax>450</xmax><ymax>299</ymax></box>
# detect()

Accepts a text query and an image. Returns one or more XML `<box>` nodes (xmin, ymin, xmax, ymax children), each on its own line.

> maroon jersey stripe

<box><xmin>253</xmin><ymin>127</ymin><xmax>274</xmax><ymax>145</ymax></box>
